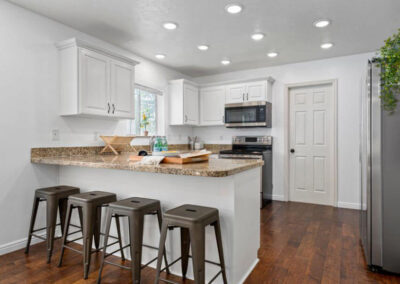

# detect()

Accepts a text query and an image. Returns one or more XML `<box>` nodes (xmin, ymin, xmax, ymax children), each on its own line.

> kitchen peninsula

<box><xmin>31</xmin><ymin>147</ymin><xmax>263</xmax><ymax>284</ymax></box>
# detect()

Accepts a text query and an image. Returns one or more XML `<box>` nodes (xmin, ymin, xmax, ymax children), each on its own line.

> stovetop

<box><xmin>219</xmin><ymin>149</ymin><xmax>264</xmax><ymax>156</ymax></box>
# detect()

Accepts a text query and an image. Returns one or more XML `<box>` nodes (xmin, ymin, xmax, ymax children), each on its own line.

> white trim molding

<box><xmin>283</xmin><ymin>79</ymin><xmax>338</xmax><ymax>206</ymax></box>
<box><xmin>337</xmin><ymin>202</ymin><xmax>361</xmax><ymax>210</ymax></box>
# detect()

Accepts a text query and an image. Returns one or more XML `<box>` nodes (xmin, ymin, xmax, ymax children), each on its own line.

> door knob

<box><xmin>290</xmin><ymin>149</ymin><xmax>295</xmax><ymax>153</ymax></box>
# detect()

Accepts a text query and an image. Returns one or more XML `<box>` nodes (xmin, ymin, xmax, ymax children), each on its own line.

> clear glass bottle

<box><xmin>162</xmin><ymin>137</ymin><xmax>168</xmax><ymax>151</ymax></box>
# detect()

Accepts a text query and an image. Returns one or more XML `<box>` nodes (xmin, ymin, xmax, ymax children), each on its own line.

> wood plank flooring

<box><xmin>1</xmin><ymin>201</ymin><xmax>399</xmax><ymax>283</ymax></box>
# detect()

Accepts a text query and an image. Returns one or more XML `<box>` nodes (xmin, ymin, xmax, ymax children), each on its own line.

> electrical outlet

<box><xmin>51</xmin><ymin>129</ymin><xmax>60</xmax><ymax>141</ymax></box>
<box><xmin>220</xmin><ymin>135</ymin><xmax>224</xmax><ymax>141</ymax></box>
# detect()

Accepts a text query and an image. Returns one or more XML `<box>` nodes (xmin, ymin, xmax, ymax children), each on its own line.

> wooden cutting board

<box><xmin>129</xmin><ymin>154</ymin><xmax>209</xmax><ymax>164</ymax></box>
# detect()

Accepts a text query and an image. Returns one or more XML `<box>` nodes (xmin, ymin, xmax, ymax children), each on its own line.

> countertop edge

<box><xmin>31</xmin><ymin>157</ymin><xmax>263</xmax><ymax>178</ymax></box>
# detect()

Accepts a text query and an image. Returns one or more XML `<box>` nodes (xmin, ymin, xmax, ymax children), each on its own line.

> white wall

<box><xmin>193</xmin><ymin>52</ymin><xmax>374</xmax><ymax>209</ymax></box>
<box><xmin>0</xmin><ymin>0</ymin><xmax>193</xmax><ymax>253</ymax></box>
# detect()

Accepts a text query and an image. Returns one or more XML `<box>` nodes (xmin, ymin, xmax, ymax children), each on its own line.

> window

<box><xmin>130</xmin><ymin>85</ymin><xmax>159</xmax><ymax>135</ymax></box>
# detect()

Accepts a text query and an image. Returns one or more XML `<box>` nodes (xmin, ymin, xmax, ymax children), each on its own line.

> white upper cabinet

<box><xmin>226</xmin><ymin>80</ymin><xmax>272</xmax><ymax>103</ymax></box>
<box><xmin>110</xmin><ymin>60</ymin><xmax>135</xmax><ymax>117</ymax></box>
<box><xmin>56</xmin><ymin>38</ymin><xmax>138</xmax><ymax>119</ymax></box>
<box><xmin>247</xmin><ymin>81</ymin><xmax>267</xmax><ymax>101</ymax></box>
<box><xmin>200</xmin><ymin>86</ymin><xmax>226</xmax><ymax>126</ymax></box>
<box><xmin>169</xmin><ymin>79</ymin><xmax>199</xmax><ymax>125</ymax></box>
<box><xmin>226</xmin><ymin>84</ymin><xmax>246</xmax><ymax>104</ymax></box>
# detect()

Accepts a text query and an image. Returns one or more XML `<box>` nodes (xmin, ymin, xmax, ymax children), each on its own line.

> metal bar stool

<box><xmin>58</xmin><ymin>191</ymin><xmax>125</xmax><ymax>279</ymax></box>
<box><xmin>25</xmin><ymin>185</ymin><xmax>80</xmax><ymax>263</ymax></box>
<box><xmin>97</xmin><ymin>197</ymin><xmax>170</xmax><ymax>284</ymax></box>
<box><xmin>154</xmin><ymin>204</ymin><xmax>228</xmax><ymax>284</ymax></box>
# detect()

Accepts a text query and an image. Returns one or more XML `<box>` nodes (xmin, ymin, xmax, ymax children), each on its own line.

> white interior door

<box><xmin>289</xmin><ymin>83</ymin><xmax>335</xmax><ymax>205</ymax></box>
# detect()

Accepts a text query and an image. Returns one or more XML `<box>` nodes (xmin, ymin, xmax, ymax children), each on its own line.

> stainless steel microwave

<box><xmin>224</xmin><ymin>101</ymin><xmax>271</xmax><ymax>128</ymax></box>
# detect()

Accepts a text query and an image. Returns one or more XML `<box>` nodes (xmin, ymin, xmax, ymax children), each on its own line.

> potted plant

<box><xmin>140</xmin><ymin>110</ymin><xmax>150</xmax><ymax>136</ymax></box>
<box><xmin>379</xmin><ymin>28</ymin><xmax>400</xmax><ymax>113</ymax></box>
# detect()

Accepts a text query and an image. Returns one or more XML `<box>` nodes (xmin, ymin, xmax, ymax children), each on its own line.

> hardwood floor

<box><xmin>1</xmin><ymin>201</ymin><xmax>399</xmax><ymax>283</ymax></box>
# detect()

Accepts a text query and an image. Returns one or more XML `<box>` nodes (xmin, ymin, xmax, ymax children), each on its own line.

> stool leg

<box><xmin>97</xmin><ymin>208</ymin><xmax>113</xmax><ymax>284</ymax></box>
<box><xmin>157</xmin><ymin>208</ymin><xmax>170</xmax><ymax>274</ymax></box>
<box><xmin>58</xmin><ymin>202</ymin><xmax>73</xmax><ymax>267</ymax></box>
<box><xmin>180</xmin><ymin>227</ymin><xmax>190</xmax><ymax>279</ymax></box>
<box><xmin>46</xmin><ymin>196</ymin><xmax>59</xmax><ymax>263</ymax></box>
<box><xmin>94</xmin><ymin>206</ymin><xmax>102</xmax><ymax>250</ymax></box>
<box><xmin>154</xmin><ymin>222</ymin><xmax>168</xmax><ymax>284</ymax></box>
<box><xmin>214</xmin><ymin>219</ymin><xmax>228</xmax><ymax>284</ymax></box>
<box><xmin>190</xmin><ymin>225</ymin><xmax>206</xmax><ymax>284</ymax></box>
<box><xmin>25</xmin><ymin>196</ymin><xmax>40</xmax><ymax>254</ymax></box>
<box><xmin>129</xmin><ymin>213</ymin><xmax>144</xmax><ymax>284</ymax></box>
<box><xmin>82</xmin><ymin>204</ymin><xmax>96</xmax><ymax>279</ymax></box>
<box><xmin>115</xmin><ymin>215</ymin><xmax>125</xmax><ymax>261</ymax></box>
<box><xmin>77</xmin><ymin>206</ymin><xmax>84</xmax><ymax>228</ymax></box>
<box><xmin>58</xmin><ymin>198</ymin><xmax>68</xmax><ymax>236</ymax></box>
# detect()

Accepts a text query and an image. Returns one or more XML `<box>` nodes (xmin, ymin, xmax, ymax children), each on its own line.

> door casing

<box><xmin>283</xmin><ymin>79</ymin><xmax>338</xmax><ymax>206</ymax></box>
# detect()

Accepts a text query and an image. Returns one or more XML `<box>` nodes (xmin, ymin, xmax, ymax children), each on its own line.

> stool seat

<box><xmin>69</xmin><ymin>191</ymin><xmax>116</xmax><ymax>206</ymax></box>
<box><xmin>164</xmin><ymin>204</ymin><xmax>218</xmax><ymax>224</ymax></box>
<box><xmin>109</xmin><ymin>197</ymin><xmax>160</xmax><ymax>212</ymax></box>
<box><xmin>155</xmin><ymin>204</ymin><xmax>227</xmax><ymax>284</ymax></box>
<box><xmin>25</xmin><ymin>185</ymin><xmax>80</xmax><ymax>263</ymax></box>
<box><xmin>35</xmin><ymin>185</ymin><xmax>79</xmax><ymax>199</ymax></box>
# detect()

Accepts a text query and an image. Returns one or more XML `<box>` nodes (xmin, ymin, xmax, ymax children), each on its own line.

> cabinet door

<box><xmin>200</xmin><ymin>86</ymin><xmax>225</xmax><ymax>125</ymax></box>
<box><xmin>183</xmin><ymin>83</ymin><xmax>199</xmax><ymax>125</ymax></box>
<box><xmin>79</xmin><ymin>49</ymin><xmax>110</xmax><ymax>116</ymax></box>
<box><xmin>246</xmin><ymin>81</ymin><xmax>266</xmax><ymax>101</ymax></box>
<box><xmin>110</xmin><ymin>59</ymin><xmax>135</xmax><ymax>118</ymax></box>
<box><xmin>226</xmin><ymin>84</ymin><xmax>246</xmax><ymax>104</ymax></box>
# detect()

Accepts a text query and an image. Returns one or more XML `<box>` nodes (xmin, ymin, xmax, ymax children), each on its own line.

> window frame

<box><xmin>129</xmin><ymin>84</ymin><xmax>160</xmax><ymax>136</ymax></box>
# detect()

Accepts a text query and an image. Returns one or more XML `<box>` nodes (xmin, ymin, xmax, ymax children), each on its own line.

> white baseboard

<box><xmin>265</xmin><ymin>194</ymin><xmax>285</xmax><ymax>201</ymax></box>
<box><xmin>337</xmin><ymin>201</ymin><xmax>361</xmax><ymax>210</ymax></box>
<box><xmin>0</xmin><ymin>228</ymin><xmax>61</xmax><ymax>256</ymax></box>
<box><xmin>238</xmin><ymin>258</ymin><xmax>259</xmax><ymax>284</ymax></box>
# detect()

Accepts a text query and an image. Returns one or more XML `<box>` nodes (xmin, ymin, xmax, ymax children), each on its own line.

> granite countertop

<box><xmin>31</xmin><ymin>153</ymin><xmax>263</xmax><ymax>177</ymax></box>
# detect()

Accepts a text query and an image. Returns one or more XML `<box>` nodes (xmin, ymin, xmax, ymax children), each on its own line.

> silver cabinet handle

<box><xmin>247</xmin><ymin>93</ymin><xmax>249</xmax><ymax>101</ymax></box>
<box><xmin>222</xmin><ymin>115</ymin><xmax>225</xmax><ymax>123</ymax></box>
<box><xmin>184</xmin><ymin>115</ymin><xmax>188</xmax><ymax>123</ymax></box>
<box><xmin>242</xmin><ymin>93</ymin><xmax>245</xmax><ymax>101</ymax></box>
<box><xmin>112</xmin><ymin>104</ymin><xmax>115</xmax><ymax>114</ymax></box>
<box><xmin>107</xmin><ymin>103</ymin><xmax>110</xmax><ymax>114</ymax></box>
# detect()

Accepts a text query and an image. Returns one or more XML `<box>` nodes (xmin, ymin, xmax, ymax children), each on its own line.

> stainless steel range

<box><xmin>219</xmin><ymin>136</ymin><xmax>272</xmax><ymax>208</ymax></box>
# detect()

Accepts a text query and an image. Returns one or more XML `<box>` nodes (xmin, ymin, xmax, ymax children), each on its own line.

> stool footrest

<box><xmin>105</xmin><ymin>244</ymin><xmax>130</xmax><ymax>258</ymax></box>
<box><xmin>160</xmin><ymin>256</ymin><xmax>224</xmax><ymax>284</ymax></box>
<box><xmin>30</xmin><ymin>233</ymin><xmax>46</xmax><ymax>241</ymax></box>
<box><xmin>104</xmin><ymin>260</ymin><xmax>131</xmax><ymax>270</ymax></box>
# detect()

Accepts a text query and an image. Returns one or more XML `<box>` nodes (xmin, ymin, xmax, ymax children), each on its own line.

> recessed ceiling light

<box><xmin>225</xmin><ymin>4</ymin><xmax>243</xmax><ymax>14</ymax></box>
<box><xmin>267</xmin><ymin>52</ymin><xmax>278</xmax><ymax>58</ymax></box>
<box><xmin>313</xmin><ymin>19</ymin><xmax>331</xmax><ymax>28</ymax></box>
<box><xmin>251</xmin><ymin>33</ymin><xmax>265</xmax><ymax>41</ymax></box>
<box><xmin>197</xmin><ymin>45</ymin><xmax>209</xmax><ymax>51</ymax></box>
<box><xmin>320</xmin><ymin>42</ymin><xmax>333</xmax><ymax>49</ymax></box>
<box><xmin>221</xmin><ymin>59</ymin><xmax>231</xmax><ymax>65</ymax></box>
<box><xmin>155</xmin><ymin>54</ymin><xmax>166</xmax><ymax>59</ymax></box>
<box><xmin>163</xmin><ymin>22</ymin><xmax>178</xmax><ymax>30</ymax></box>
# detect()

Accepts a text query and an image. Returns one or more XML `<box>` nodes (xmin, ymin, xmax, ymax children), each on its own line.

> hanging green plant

<box><xmin>379</xmin><ymin>28</ymin><xmax>400</xmax><ymax>113</ymax></box>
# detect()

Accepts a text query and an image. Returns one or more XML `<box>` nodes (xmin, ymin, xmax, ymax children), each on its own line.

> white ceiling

<box><xmin>8</xmin><ymin>0</ymin><xmax>400</xmax><ymax>77</ymax></box>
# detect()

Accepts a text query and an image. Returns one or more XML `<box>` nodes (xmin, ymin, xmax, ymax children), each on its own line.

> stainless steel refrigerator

<box><xmin>360</xmin><ymin>60</ymin><xmax>400</xmax><ymax>273</ymax></box>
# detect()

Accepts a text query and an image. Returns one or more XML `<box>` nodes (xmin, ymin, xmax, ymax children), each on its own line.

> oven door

<box><xmin>224</xmin><ymin>101</ymin><xmax>270</xmax><ymax>127</ymax></box>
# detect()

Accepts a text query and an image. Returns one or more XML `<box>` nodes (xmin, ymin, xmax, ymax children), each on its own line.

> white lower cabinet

<box><xmin>57</xmin><ymin>38</ymin><xmax>138</xmax><ymax>119</ymax></box>
<box><xmin>200</xmin><ymin>86</ymin><xmax>225</xmax><ymax>125</ymax></box>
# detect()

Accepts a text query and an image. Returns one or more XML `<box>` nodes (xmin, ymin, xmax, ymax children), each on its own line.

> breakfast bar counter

<box><xmin>31</xmin><ymin>148</ymin><xmax>262</xmax><ymax>284</ymax></box>
<box><xmin>31</xmin><ymin>153</ymin><xmax>263</xmax><ymax>177</ymax></box>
